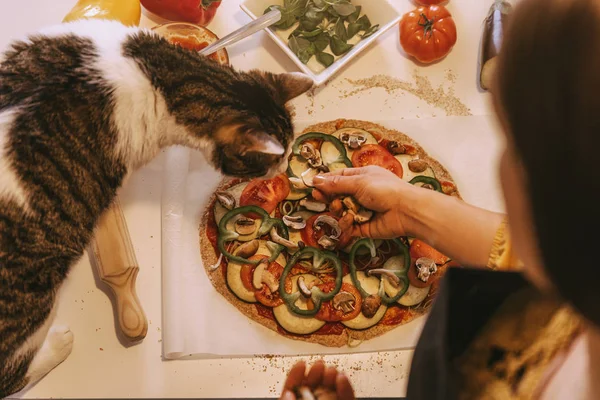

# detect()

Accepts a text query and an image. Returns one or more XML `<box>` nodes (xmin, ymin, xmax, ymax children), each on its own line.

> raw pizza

<box><xmin>199</xmin><ymin>119</ymin><xmax>460</xmax><ymax>347</ymax></box>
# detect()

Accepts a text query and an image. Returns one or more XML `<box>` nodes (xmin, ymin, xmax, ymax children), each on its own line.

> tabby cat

<box><xmin>0</xmin><ymin>19</ymin><xmax>312</xmax><ymax>396</ymax></box>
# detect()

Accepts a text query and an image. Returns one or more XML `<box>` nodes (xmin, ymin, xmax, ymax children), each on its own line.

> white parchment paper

<box><xmin>161</xmin><ymin>116</ymin><xmax>504</xmax><ymax>359</ymax></box>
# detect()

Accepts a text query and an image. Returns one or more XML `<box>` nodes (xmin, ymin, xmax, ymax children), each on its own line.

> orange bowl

<box><xmin>152</xmin><ymin>22</ymin><xmax>229</xmax><ymax>66</ymax></box>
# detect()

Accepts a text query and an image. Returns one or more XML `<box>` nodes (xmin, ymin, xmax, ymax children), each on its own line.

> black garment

<box><xmin>406</xmin><ymin>267</ymin><xmax>532</xmax><ymax>400</ymax></box>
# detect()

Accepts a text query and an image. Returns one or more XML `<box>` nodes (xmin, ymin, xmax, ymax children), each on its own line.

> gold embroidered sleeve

<box><xmin>487</xmin><ymin>217</ymin><xmax>524</xmax><ymax>271</ymax></box>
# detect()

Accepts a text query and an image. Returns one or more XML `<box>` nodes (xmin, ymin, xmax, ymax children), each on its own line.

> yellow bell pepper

<box><xmin>63</xmin><ymin>0</ymin><xmax>142</xmax><ymax>27</ymax></box>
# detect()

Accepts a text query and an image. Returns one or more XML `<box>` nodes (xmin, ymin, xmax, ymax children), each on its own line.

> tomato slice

<box><xmin>240</xmin><ymin>255</ymin><xmax>270</xmax><ymax>292</ymax></box>
<box><xmin>239</xmin><ymin>174</ymin><xmax>290</xmax><ymax>218</ymax></box>
<box><xmin>301</xmin><ymin>213</ymin><xmax>354</xmax><ymax>250</ymax></box>
<box><xmin>351</xmin><ymin>144</ymin><xmax>403</xmax><ymax>178</ymax></box>
<box><xmin>409</xmin><ymin>240</ymin><xmax>450</xmax><ymax>265</ymax></box>
<box><xmin>315</xmin><ymin>282</ymin><xmax>363</xmax><ymax>322</ymax></box>
<box><xmin>255</xmin><ymin>262</ymin><xmax>285</xmax><ymax>308</ymax></box>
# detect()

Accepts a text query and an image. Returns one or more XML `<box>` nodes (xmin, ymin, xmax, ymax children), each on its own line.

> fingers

<box><xmin>306</xmin><ymin>360</ymin><xmax>326</xmax><ymax>388</ymax></box>
<box><xmin>313</xmin><ymin>173</ymin><xmax>362</xmax><ymax>196</ymax></box>
<box><xmin>280</xmin><ymin>390</ymin><xmax>296</xmax><ymax>400</ymax></box>
<box><xmin>336</xmin><ymin>373</ymin><xmax>356</xmax><ymax>400</ymax></box>
<box><xmin>283</xmin><ymin>361</ymin><xmax>306</xmax><ymax>392</ymax></box>
<box><xmin>322</xmin><ymin>366</ymin><xmax>338</xmax><ymax>388</ymax></box>
<box><xmin>351</xmin><ymin>215</ymin><xmax>399</xmax><ymax>239</ymax></box>
<box><xmin>311</xmin><ymin>189</ymin><xmax>328</xmax><ymax>203</ymax></box>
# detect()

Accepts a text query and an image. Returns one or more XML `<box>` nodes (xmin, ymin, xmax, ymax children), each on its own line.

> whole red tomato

<box><xmin>141</xmin><ymin>0</ymin><xmax>222</xmax><ymax>26</ymax></box>
<box><xmin>400</xmin><ymin>5</ymin><xmax>457</xmax><ymax>64</ymax></box>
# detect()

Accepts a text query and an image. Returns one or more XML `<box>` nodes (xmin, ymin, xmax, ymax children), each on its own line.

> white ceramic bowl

<box><xmin>240</xmin><ymin>0</ymin><xmax>401</xmax><ymax>85</ymax></box>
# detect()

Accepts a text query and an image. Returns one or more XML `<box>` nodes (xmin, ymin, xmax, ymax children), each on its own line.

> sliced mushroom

<box><xmin>270</xmin><ymin>227</ymin><xmax>299</xmax><ymax>251</ymax></box>
<box><xmin>342</xmin><ymin>197</ymin><xmax>360</xmax><ymax>213</ymax></box>
<box><xmin>232</xmin><ymin>239</ymin><xmax>259</xmax><ymax>258</ymax></box>
<box><xmin>361</xmin><ymin>294</ymin><xmax>382</xmax><ymax>318</ymax></box>
<box><xmin>408</xmin><ymin>159</ymin><xmax>429</xmax><ymax>173</ymax></box>
<box><xmin>252</xmin><ymin>259</ymin><xmax>278</xmax><ymax>292</ymax></box>
<box><xmin>283</xmin><ymin>215</ymin><xmax>306</xmax><ymax>230</ymax></box>
<box><xmin>415</xmin><ymin>257</ymin><xmax>438</xmax><ymax>283</ymax></box>
<box><xmin>387</xmin><ymin>141</ymin><xmax>406</xmax><ymax>155</ymax></box>
<box><xmin>289</xmin><ymin>177</ymin><xmax>309</xmax><ymax>190</ymax></box>
<box><xmin>216</xmin><ymin>191</ymin><xmax>236</xmax><ymax>210</ymax></box>
<box><xmin>235</xmin><ymin>217</ymin><xmax>257</xmax><ymax>235</ymax></box>
<box><xmin>354</xmin><ymin>208</ymin><xmax>373</xmax><ymax>224</ymax></box>
<box><xmin>314</xmin><ymin>215</ymin><xmax>341</xmax><ymax>239</ymax></box>
<box><xmin>301</xmin><ymin>168</ymin><xmax>320</xmax><ymax>188</ymax></box>
<box><xmin>299</xmin><ymin>198</ymin><xmax>327</xmax><ymax>212</ymax></box>
<box><xmin>368</xmin><ymin>269</ymin><xmax>401</xmax><ymax>288</ymax></box>
<box><xmin>318</xmin><ymin>235</ymin><xmax>338</xmax><ymax>251</ymax></box>
<box><xmin>300</xmin><ymin>143</ymin><xmax>323</xmax><ymax>168</ymax></box>
<box><xmin>332</xmin><ymin>291</ymin><xmax>356</xmax><ymax>314</ymax></box>
<box><xmin>340</xmin><ymin>132</ymin><xmax>368</xmax><ymax>149</ymax></box>
<box><xmin>297</xmin><ymin>276</ymin><xmax>312</xmax><ymax>298</ymax></box>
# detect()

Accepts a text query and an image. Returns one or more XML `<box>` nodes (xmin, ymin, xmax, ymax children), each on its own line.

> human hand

<box><xmin>312</xmin><ymin>166</ymin><xmax>422</xmax><ymax>239</ymax></box>
<box><xmin>280</xmin><ymin>361</ymin><xmax>355</xmax><ymax>400</ymax></box>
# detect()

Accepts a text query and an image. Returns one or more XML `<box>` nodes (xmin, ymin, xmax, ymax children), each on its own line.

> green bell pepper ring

<box><xmin>279</xmin><ymin>247</ymin><xmax>343</xmax><ymax>317</ymax></box>
<box><xmin>409</xmin><ymin>176</ymin><xmax>443</xmax><ymax>193</ymax></box>
<box><xmin>217</xmin><ymin>205</ymin><xmax>289</xmax><ymax>265</ymax></box>
<box><xmin>349</xmin><ymin>238</ymin><xmax>410</xmax><ymax>305</ymax></box>
<box><xmin>292</xmin><ymin>132</ymin><xmax>353</xmax><ymax>168</ymax></box>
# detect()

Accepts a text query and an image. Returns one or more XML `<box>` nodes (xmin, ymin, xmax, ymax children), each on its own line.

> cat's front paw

<box><xmin>47</xmin><ymin>326</ymin><xmax>74</xmax><ymax>362</ymax></box>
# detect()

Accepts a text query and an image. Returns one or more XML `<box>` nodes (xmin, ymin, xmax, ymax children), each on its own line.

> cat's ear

<box><xmin>269</xmin><ymin>72</ymin><xmax>314</xmax><ymax>103</ymax></box>
<box><xmin>243</xmin><ymin>131</ymin><xmax>285</xmax><ymax>156</ymax></box>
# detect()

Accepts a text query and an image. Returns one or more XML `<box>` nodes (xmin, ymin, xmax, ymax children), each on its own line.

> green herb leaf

<box><xmin>356</xmin><ymin>14</ymin><xmax>371</xmax><ymax>30</ymax></box>
<box><xmin>291</xmin><ymin>28</ymin><xmax>323</xmax><ymax>39</ymax></box>
<box><xmin>347</xmin><ymin>5</ymin><xmax>361</xmax><ymax>23</ymax></box>
<box><xmin>312</xmin><ymin>32</ymin><xmax>331</xmax><ymax>52</ymax></box>
<box><xmin>330</xmin><ymin>35</ymin><xmax>353</xmax><ymax>56</ymax></box>
<box><xmin>316</xmin><ymin>52</ymin><xmax>335</xmax><ymax>67</ymax></box>
<box><xmin>332</xmin><ymin>1</ymin><xmax>356</xmax><ymax>17</ymax></box>
<box><xmin>313</xmin><ymin>0</ymin><xmax>327</xmax><ymax>8</ymax></box>
<box><xmin>266</xmin><ymin>5</ymin><xmax>298</xmax><ymax>30</ymax></box>
<box><xmin>327</xmin><ymin>7</ymin><xmax>340</xmax><ymax>18</ymax></box>
<box><xmin>347</xmin><ymin>22</ymin><xmax>361</xmax><ymax>39</ymax></box>
<box><xmin>334</xmin><ymin>18</ymin><xmax>347</xmax><ymax>41</ymax></box>
<box><xmin>361</xmin><ymin>24</ymin><xmax>379</xmax><ymax>39</ymax></box>
<box><xmin>284</xmin><ymin>0</ymin><xmax>309</xmax><ymax>17</ymax></box>
<box><xmin>289</xmin><ymin>36</ymin><xmax>316</xmax><ymax>64</ymax></box>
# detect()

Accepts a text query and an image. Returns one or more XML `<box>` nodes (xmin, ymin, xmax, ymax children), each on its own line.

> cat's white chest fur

<box><xmin>0</xmin><ymin>109</ymin><xmax>30</xmax><ymax>209</ymax></box>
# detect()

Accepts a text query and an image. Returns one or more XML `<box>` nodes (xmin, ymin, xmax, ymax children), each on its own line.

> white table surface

<box><xmin>2</xmin><ymin>0</ymin><xmax>500</xmax><ymax>398</ymax></box>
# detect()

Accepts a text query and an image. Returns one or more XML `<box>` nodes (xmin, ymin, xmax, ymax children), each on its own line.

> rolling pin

<box><xmin>91</xmin><ymin>199</ymin><xmax>148</xmax><ymax>342</ymax></box>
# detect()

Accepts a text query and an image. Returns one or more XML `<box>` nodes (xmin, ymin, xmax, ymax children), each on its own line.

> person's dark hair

<box><xmin>495</xmin><ymin>0</ymin><xmax>600</xmax><ymax>325</ymax></box>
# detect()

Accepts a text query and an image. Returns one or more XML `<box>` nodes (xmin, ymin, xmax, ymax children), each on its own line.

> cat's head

<box><xmin>192</xmin><ymin>70</ymin><xmax>313</xmax><ymax>178</ymax></box>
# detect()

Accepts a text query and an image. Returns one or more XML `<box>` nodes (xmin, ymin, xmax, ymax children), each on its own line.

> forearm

<box><xmin>403</xmin><ymin>189</ymin><xmax>505</xmax><ymax>267</ymax></box>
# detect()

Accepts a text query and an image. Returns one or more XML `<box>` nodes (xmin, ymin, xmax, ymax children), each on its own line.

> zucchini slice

<box><xmin>341</xmin><ymin>273</ymin><xmax>387</xmax><ymax>329</ymax></box>
<box><xmin>395</xmin><ymin>154</ymin><xmax>436</xmax><ymax>182</ymax></box>
<box><xmin>381</xmin><ymin>255</ymin><xmax>430</xmax><ymax>307</ymax></box>
<box><xmin>273</xmin><ymin>274</ymin><xmax>325</xmax><ymax>334</ymax></box>
<box><xmin>226</xmin><ymin>241</ymin><xmax>286</xmax><ymax>303</ymax></box>
<box><xmin>333</xmin><ymin>128</ymin><xmax>378</xmax><ymax>158</ymax></box>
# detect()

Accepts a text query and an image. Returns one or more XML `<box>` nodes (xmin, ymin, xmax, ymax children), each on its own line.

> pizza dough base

<box><xmin>199</xmin><ymin>119</ymin><xmax>460</xmax><ymax>348</ymax></box>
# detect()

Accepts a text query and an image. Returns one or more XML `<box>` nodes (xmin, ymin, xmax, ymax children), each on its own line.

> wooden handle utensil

<box><xmin>91</xmin><ymin>199</ymin><xmax>148</xmax><ymax>342</ymax></box>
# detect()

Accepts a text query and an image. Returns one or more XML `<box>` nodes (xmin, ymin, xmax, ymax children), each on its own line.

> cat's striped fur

<box><xmin>0</xmin><ymin>19</ymin><xmax>312</xmax><ymax>397</ymax></box>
